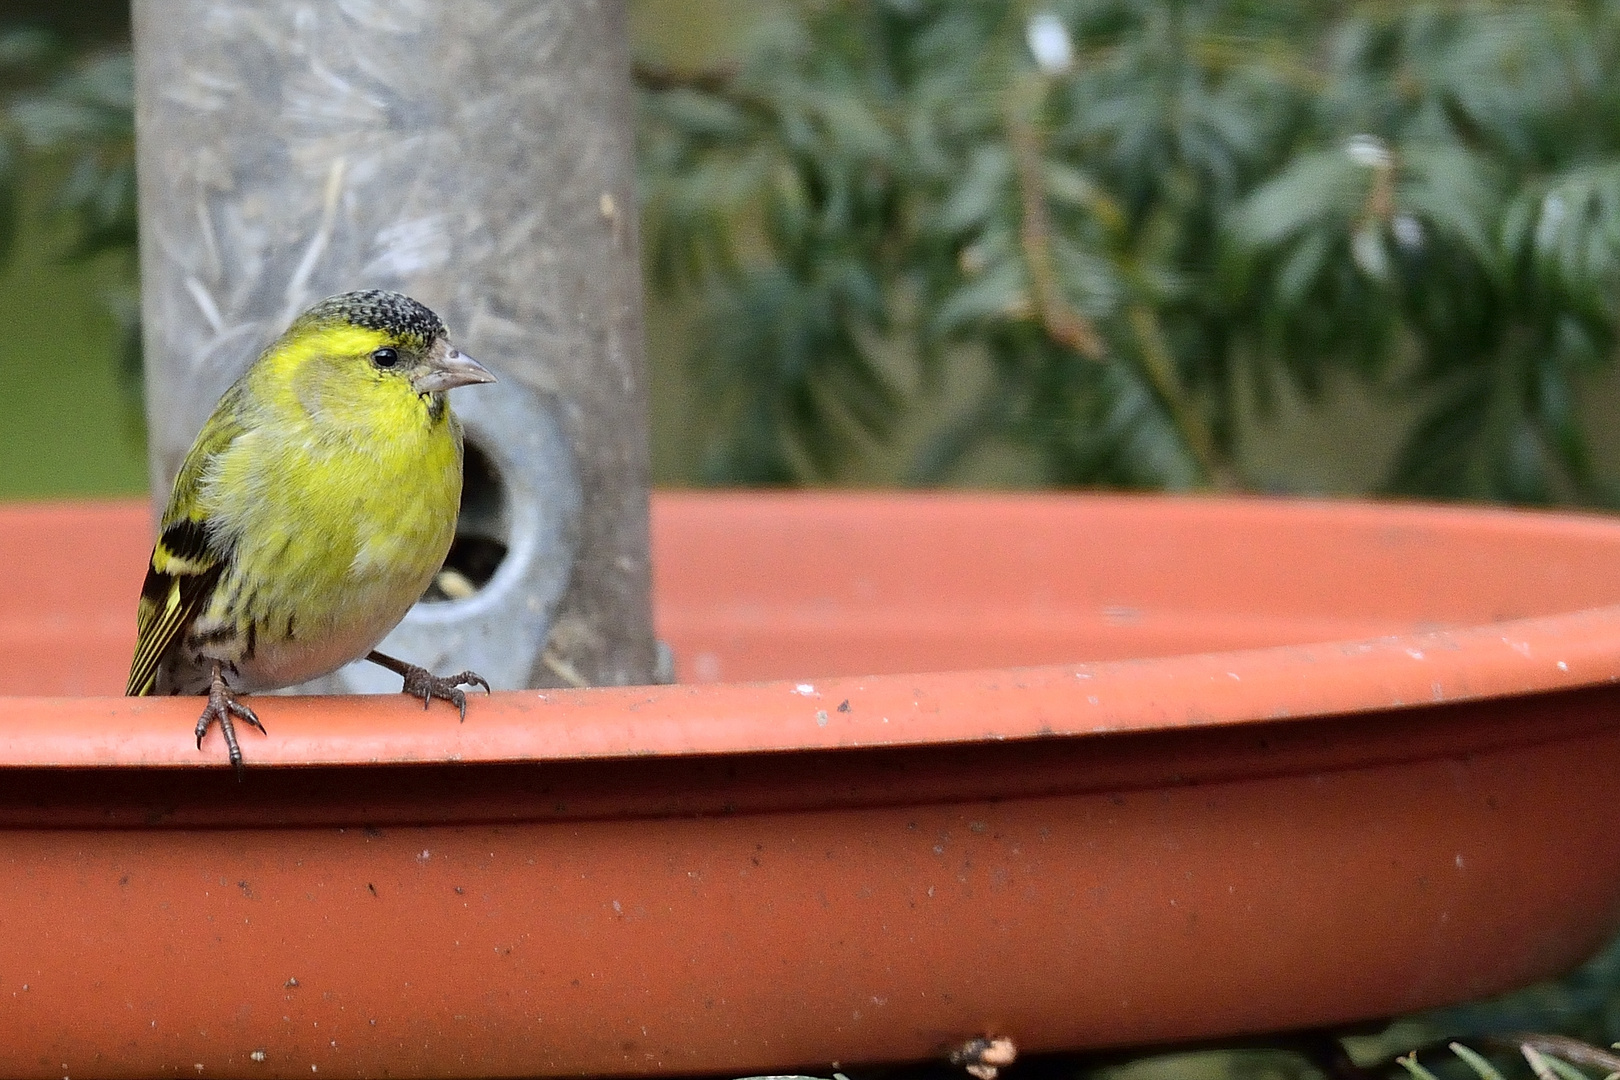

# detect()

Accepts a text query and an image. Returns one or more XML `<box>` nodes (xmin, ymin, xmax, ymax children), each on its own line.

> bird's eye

<box><xmin>371</xmin><ymin>347</ymin><xmax>400</xmax><ymax>369</ymax></box>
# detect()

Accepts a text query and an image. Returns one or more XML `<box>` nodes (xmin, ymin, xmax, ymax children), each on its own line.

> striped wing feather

<box><xmin>125</xmin><ymin>520</ymin><xmax>227</xmax><ymax>695</ymax></box>
<box><xmin>125</xmin><ymin>403</ymin><xmax>244</xmax><ymax>697</ymax></box>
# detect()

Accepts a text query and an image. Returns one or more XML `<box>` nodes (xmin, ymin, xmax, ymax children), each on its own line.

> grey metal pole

<box><xmin>132</xmin><ymin>1</ymin><xmax>655</xmax><ymax>690</ymax></box>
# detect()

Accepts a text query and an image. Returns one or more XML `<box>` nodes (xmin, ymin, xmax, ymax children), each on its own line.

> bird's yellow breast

<box><xmin>190</xmin><ymin>352</ymin><xmax>465</xmax><ymax>689</ymax></box>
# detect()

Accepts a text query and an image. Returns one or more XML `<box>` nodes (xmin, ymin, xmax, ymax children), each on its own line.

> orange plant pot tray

<box><xmin>2</xmin><ymin>491</ymin><xmax>1620</xmax><ymax>1078</ymax></box>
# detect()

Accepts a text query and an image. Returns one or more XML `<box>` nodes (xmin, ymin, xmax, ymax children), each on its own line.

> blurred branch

<box><xmin>635</xmin><ymin>1</ymin><xmax>1620</xmax><ymax>500</ymax></box>
<box><xmin>1493</xmin><ymin>1033</ymin><xmax>1620</xmax><ymax>1074</ymax></box>
<box><xmin>1007</xmin><ymin>95</ymin><xmax>1105</xmax><ymax>361</ymax></box>
<box><xmin>632</xmin><ymin>60</ymin><xmax>739</xmax><ymax>95</ymax></box>
<box><xmin>1127</xmin><ymin>303</ymin><xmax>1233</xmax><ymax>488</ymax></box>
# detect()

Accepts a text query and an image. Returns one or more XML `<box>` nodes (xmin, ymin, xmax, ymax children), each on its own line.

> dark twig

<box><xmin>1127</xmin><ymin>302</ymin><xmax>1238</xmax><ymax>488</ymax></box>
<box><xmin>633</xmin><ymin>60</ymin><xmax>739</xmax><ymax>95</ymax></box>
<box><xmin>1366</xmin><ymin>1031</ymin><xmax>1620</xmax><ymax>1079</ymax></box>
<box><xmin>1494</xmin><ymin>1033</ymin><xmax>1620</xmax><ymax>1075</ymax></box>
<box><xmin>1007</xmin><ymin>106</ymin><xmax>1106</xmax><ymax>362</ymax></box>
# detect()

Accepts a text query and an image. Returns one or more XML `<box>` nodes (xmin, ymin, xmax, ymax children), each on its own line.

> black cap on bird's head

<box><xmin>302</xmin><ymin>289</ymin><xmax>447</xmax><ymax>348</ymax></box>
<box><xmin>298</xmin><ymin>289</ymin><xmax>496</xmax><ymax>393</ymax></box>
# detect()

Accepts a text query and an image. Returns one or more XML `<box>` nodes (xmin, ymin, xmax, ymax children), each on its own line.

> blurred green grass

<box><xmin>0</xmin><ymin>168</ymin><xmax>141</xmax><ymax>498</ymax></box>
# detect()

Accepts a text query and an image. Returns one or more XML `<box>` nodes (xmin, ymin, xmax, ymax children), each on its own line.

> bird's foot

<box><xmin>195</xmin><ymin>666</ymin><xmax>265</xmax><ymax>777</ymax></box>
<box><xmin>399</xmin><ymin>665</ymin><xmax>490</xmax><ymax>721</ymax></box>
<box><xmin>366</xmin><ymin>651</ymin><xmax>489</xmax><ymax>721</ymax></box>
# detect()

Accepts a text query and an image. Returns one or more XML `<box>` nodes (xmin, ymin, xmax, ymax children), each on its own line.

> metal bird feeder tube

<box><xmin>5</xmin><ymin>492</ymin><xmax>1620</xmax><ymax>1075</ymax></box>
<box><xmin>132</xmin><ymin>0</ymin><xmax>654</xmax><ymax>691</ymax></box>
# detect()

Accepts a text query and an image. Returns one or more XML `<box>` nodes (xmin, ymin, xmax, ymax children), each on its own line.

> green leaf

<box><xmin>928</xmin><ymin>257</ymin><xmax>1027</xmax><ymax>338</ymax></box>
<box><xmin>935</xmin><ymin>145</ymin><xmax>1011</xmax><ymax>235</ymax></box>
<box><xmin>1396</xmin><ymin>1051</ymin><xmax>1444</xmax><ymax>1080</ymax></box>
<box><xmin>0</xmin><ymin>139</ymin><xmax>20</xmax><ymax>264</ymax></box>
<box><xmin>1448</xmin><ymin>1043</ymin><xmax>1508</xmax><ymax>1080</ymax></box>
<box><xmin>1229</xmin><ymin>148</ymin><xmax>1365</xmax><ymax>250</ymax></box>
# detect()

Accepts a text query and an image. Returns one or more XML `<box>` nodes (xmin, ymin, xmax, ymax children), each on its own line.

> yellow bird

<box><xmin>127</xmin><ymin>290</ymin><xmax>497</xmax><ymax>771</ymax></box>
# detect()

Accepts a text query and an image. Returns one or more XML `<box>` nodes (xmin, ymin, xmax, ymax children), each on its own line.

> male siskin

<box><xmin>127</xmin><ymin>289</ymin><xmax>496</xmax><ymax>771</ymax></box>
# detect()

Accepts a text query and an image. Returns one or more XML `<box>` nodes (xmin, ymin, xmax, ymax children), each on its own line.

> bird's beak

<box><xmin>413</xmin><ymin>350</ymin><xmax>497</xmax><ymax>393</ymax></box>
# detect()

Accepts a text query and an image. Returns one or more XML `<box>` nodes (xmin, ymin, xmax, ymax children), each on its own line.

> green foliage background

<box><xmin>0</xmin><ymin>16</ymin><xmax>140</xmax><ymax>497</ymax></box>
<box><xmin>639</xmin><ymin>1</ymin><xmax>1620</xmax><ymax>504</ymax></box>
<box><xmin>22</xmin><ymin>1</ymin><xmax>1620</xmax><ymax>504</ymax></box>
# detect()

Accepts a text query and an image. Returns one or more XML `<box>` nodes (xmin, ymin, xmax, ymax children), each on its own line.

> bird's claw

<box><xmin>399</xmin><ymin>666</ymin><xmax>490</xmax><ymax>722</ymax></box>
<box><xmin>195</xmin><ymin>670</ymin><xmax>265</xmax><ymax>777</ymax></box>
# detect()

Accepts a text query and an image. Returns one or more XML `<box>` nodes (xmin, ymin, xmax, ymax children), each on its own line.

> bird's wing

<box><xmin>126</xmin><ymin>523</ymin><xmax>228</xmax><ymax>695</ymax></box>
<box><xmin>126</xmin><ymin>407</ymin><xmax>243</xmax><ymax>696</ymax></box>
